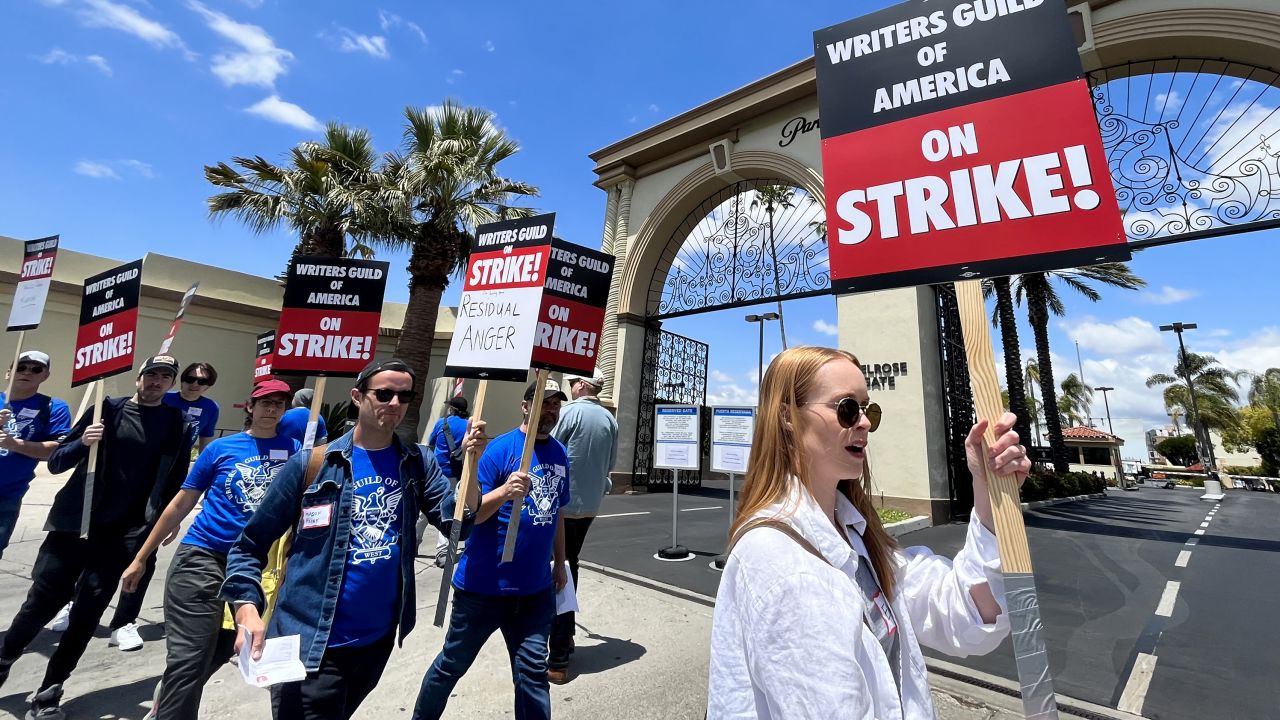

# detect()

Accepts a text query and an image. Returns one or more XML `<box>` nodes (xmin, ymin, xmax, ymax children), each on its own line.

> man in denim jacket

<box><xmin>222</xmin><ymin>359</ymin><xmax>484</xmax><ymax>720</ymax></box>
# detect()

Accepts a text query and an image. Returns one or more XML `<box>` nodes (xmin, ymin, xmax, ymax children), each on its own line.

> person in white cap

<box><xmin>0</xmin><ymin>350</ymin><xmax>72</xmax><ymax>559</ymax></box>
<box><xmin>547</xmin><ymin>369</ymin><xmax>617</xmax><ymax>683</ymax></box>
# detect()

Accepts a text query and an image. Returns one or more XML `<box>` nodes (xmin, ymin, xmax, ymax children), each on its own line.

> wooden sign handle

<box><xmin>502</xmin><ymin>368</ymin><xmax>548</xmax><ymax>563</ymax></box>
<box><xmin>3</xmin><ymin>330</ymin><xmax>26</xmax><ymax>407</ymax></box>
<box><xmin>79</xmin><ymin>380</ymin><xmax>106</xmax><ymax>539</ymax></box>
<box><xmin>302</xmin><ymin>376</ymin><xmax>327</xmax><ymax>453</ymax></box>
<box><xmin>433</xmin><ymin>379</ymin><xmax>488</xmax><ymax>627</ymax></box>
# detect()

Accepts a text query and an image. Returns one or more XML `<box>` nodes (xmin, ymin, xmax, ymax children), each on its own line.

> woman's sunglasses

<box><xmin>182</xmin><ymin>376</ymin><xmax>213</xmax><ymax>386</ymax></box>
<box><xmin>368</xmin><ymin>388</ymin><xmax>416</xmax><ymax>404</ymax></box>
<box><xmin>804</xmin><ymin>398</ymin><xmax>882</xmax><ymax>432</ymax></box>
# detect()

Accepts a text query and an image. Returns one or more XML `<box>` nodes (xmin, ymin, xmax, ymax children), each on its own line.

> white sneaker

<box><xmin>109</xmin><ymin>623</ymin><xmax>144</xmax><ymax>651</ymax></box>
<box><xmin>49</xmin><ymin>603</ymin><xmax>72</xmax><ymax>633</ymax></box>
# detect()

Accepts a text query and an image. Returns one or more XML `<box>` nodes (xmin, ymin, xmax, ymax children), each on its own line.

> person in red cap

<box><xmin>119</xmin><ymin>378</ymin><xmax>297</xmax><ymax>719</ymax></box>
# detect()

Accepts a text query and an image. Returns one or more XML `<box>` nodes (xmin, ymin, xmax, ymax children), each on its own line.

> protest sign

<box><xmin>815</xmin><ymin>0</ymin><xmax>1128</xmax><ymax>293</ymax></box>
<box><xmin>530</xmin><ymin>240</ymin><xmax>614</xmax><ymax>376</ymax></box>
<box><xmin>7</xmin><ymin>235</ymin><xmax>59</xmax><ymax>332</ymax></box>
<box><xmin>444</xmin><ymin>213</ymin><xmax>555</xmax><ymax>382</ymax></box>
<box><xmin>254</xmin><ymin>331</ymin><xmax>276</xmax><ymax>384</ymax></box>
<box><xmin>71</xmin><ymin>259</ymin><xmax>143</xmax><ymax>387</ymax></box>
<box><xmin>158</xmin><ymin>282</ymin><xmax>199</xmax><ymax>355</ymax></box>
<box><xmin>273</xmin><ymin>257</ymin><xmax>389</xmax><ymax>377</ymax></box>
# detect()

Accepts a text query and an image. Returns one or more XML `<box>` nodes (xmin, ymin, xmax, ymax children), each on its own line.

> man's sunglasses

<box><xmin>367</xmin><ymin>388</ymin><xmax>416</xmax><ymax>404</ymax></box>
<box><xmin>182</xmin><ymin>376</ymin><xmax>213</xmax><ymax>386</ymax></box>
<box><xmin>804</xmin><ymin>398</ymin><xmax>883</xmax><ymax>432</ymax></box>
<box><xmin>16</xmin><ymin>364</ymin><xmax>46</xmax><ymax>374</ymax></box>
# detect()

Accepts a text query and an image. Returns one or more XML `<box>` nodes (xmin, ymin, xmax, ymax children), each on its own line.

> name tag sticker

<box><xmin>187</xmin><ymin>407</ymin><xmax>203</xmax><ymax>417</ymax></box>
<box><xmin>269</xmin><ymin>449</ymin><xmax>289</xmax><ymax>461</ymax></box>
<box><xmin>301</xmin><ymin>503</ymin><xmax>333</xmax><ymax>530</ymax></box>
<box><xmin>17</xmin><ymin>408</ymin><xmax>40</xmax><ymax>418</ymax></box>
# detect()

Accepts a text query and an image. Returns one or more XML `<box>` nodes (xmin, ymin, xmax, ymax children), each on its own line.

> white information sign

<box><xmin>711</xmin><ymin>406</ymin><xmax>755</xmax><ymax>474</ymax></box>
<box><xmin>654</xmin><ymin>404</ymin><xmax>700</xmax><ymax>470</ymax></box>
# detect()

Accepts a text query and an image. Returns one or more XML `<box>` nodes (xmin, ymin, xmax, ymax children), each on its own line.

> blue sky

<box><xmin>3</xmin><ymin>0</ymin><xmax>1278</xmax><ymax>460</ymax></box>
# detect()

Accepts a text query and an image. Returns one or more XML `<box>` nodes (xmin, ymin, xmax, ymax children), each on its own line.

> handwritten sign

<box><xmin>654</xmin><ymin>405</ymin><xmax>700</xmax><ymax>470</ymax></box>
<box><xmin>72</xmin><ymin>259</ymin><xmax>143</xmax><ymax>386</ymax></box>
<box><xmin>7</xmin><ymin>235</ymin><xmax>60</xmax><ymax>332</ymax></box>
<box><xmin>530</xmin><ymin>240</ymin><xmax>614</xmax><ymax>376</ymax></box>
<box><xmin>444</xmin><ymin>214</ymin><xmax>555</xmax><ymax>382</ymax></box>
<box><xmin>273</xmin><ymin>257</ymin><xmax>389</xmax><ymax>377</ymax></box>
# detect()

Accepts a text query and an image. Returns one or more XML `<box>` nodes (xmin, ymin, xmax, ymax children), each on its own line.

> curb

<box><xmin>885</xmin><ymin>515</ymin><xmax>931</xmax><ymax>537</ymax></box>
<box><xmin>1022</xmin><ymin>492</ymin><xmax>1106</xmax><ymax>511</ymax></box>
<box><xmin>927</xmin><ymin>657</ymin><xmax>1146</xmax><ymax>720</ymax></box>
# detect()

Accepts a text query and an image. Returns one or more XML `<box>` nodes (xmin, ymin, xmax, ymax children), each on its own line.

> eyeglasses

<box><xmin>16</xmin><ymin>364</ymin><xmax>46</xmax><ymax>374</ymax></box>
<box><xmin>253</xmin><ymin>398</ymin><xmax>287</xmax><ymax>409</ymax></box>
<box><xmin>368</xmin><ymin>388</ymin><xmax>416</xmax><ymax>404</ymax></box>
<box><xmin>802</xmin><ymin>398</ymin><xmax>882</xmax><ymax>432</ymax></box>
<box><xmin>182</xmin><ymin>376</ymin><xmax>212</xmax><ymax>386</ymax></box>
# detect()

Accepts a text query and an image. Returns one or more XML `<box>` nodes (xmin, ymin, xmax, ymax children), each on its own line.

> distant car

<box><xmin>1162</xmin><ymin>480</ymin><xmax>1176</xmax><ymax>489</ymax></box>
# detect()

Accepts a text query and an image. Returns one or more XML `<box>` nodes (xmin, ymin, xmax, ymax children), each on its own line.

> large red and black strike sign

<box><xmin>72</xmin><ymin>259</ymin><xmax>143</xmax><ymax>387</ymax></box>
<box><xmin>531</xmin><ymin>240</ymin><xmax>614</xmax><ymax>376</ymax></box>
<box><xmin>814</xmin><ymin>0</ymin><xmax>1128</xmax><ymax>293</ymax></box>
<box><xmin>273</xmin><ymin>257</ymin><xmax>389</xmax><ymax>377</ymax></box>
<box><xmin>445</xmin><ymin>214</ymin><xmax>555</xmax><ymax>382</ymax></box>
<box><xmin>7</xmin><ymin>235</ymin><xmax>60</xmax><ymax>332</ymax></box>
<box><xmin>253</xmin><ymin>331</ymin><xmax>276</xmax><ymax>384</ymax></box>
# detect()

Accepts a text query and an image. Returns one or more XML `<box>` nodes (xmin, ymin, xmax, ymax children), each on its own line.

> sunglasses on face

<box><xmin>367</xmin><ymin>388</ymin><xmax>416</xmax><ymax>404</ymax></box>
<box><xmin>804</xmin><ymin>398</ymin><xmax>883</xmax><ymax>432</ymax></box>
<box><xmin>182</xmin><ymin>376</ymin><xmax>212</xmax><ymax>386</ymax></box>
<box><xmin>16</xmin><ymin>364</ymin><xmax>46</xmax><ymax>374</ymax></box>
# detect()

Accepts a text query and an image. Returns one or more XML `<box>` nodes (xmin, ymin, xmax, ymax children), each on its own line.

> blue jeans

<box><xmin>413</xmin><ymin>586</ymin><xmax>555</xmax><ymax>720</ymax></box>
<box><xmin>0</xmin><ymin>495</ymin><xmax>22</xmax><ymax>560</ymax></box>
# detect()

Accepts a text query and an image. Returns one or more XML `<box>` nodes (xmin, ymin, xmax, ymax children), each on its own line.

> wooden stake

<box><xmin>502</xmin><ymin>368</ymin><xmax>548</xmax><ymax>563</ymax></box>
<box><xmin>433</xmin><ymin>379</ymin><xmax>487</xmax><ymax>627</ymax></box>
<box><xmin>3</xmin><ymin>331</ymin><xmax>26</xmax><ymax>407</ymax></box>
<box><xmin>955</xmin><ymin>278</ymin><xmax>1059</xmax><ymax>718</ymax></box>
<box><xmin>79</xmin><ymin>380</ymin><xmax>105</xmax><ymax>539</ymax></box>
<box><xmin>302</xmin><ymin>377</ymin><xmax>327</xmax><ymax>452</ymax></box>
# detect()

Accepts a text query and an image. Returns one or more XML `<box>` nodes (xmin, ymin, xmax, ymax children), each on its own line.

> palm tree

<box><xmin>205</xmin><ymin>122</ymin><xmax>384</xmax><ymax>270</ymax></box>
<box><xmin>1249</xmin><ymin>368</ymin><xmax>1280</xmax><ymax>429</ymax></box>
<box><xmin>374</xmin><ymin>100</ymin><xmax>538</xmax><ymax>442</ymax></box>
<box><xmin>1014</xmin><ymin>263</ymin><xmax>1146</xmax><ymax>471</ymax></box>
<box><xmin>983</xmin><ymin>277</ymin><xmax>1033</xmax><ymax>450</ymax></box>
<box><xmin>1058</xmin><ymin>373</ymin><xmax>1094</xmax><ymax>427</ymax></box>
<box><xmin>1026</xmin><ymin>359</ymin><xmax>1043</xmax><ymax>443</ymax></box>
<box><xmin>749</xmin><ymin>184</ymin><xmax>794</xmax><ymax>348</ymax></box>
<box><xmin>1145</xmin><ymin>352</ymin><xmax>1245</xmax><ymax>440</ymax></box>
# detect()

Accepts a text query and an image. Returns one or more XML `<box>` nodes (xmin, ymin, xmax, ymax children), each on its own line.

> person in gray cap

<box><xmin>277</xmin><ymin>387</ymin><xmax>328</xmax><ymax>448</ymax></box>
<box><xmin>0</xmin><ymin>354</ymin><xmax>195</xmax><ymax>720</ymax></box>
<box><xmin>0</xmin><ymin>350</ymin><xmax>72</xmax><ymax>559</ymax></box>
<box><xmin>547</xmin><ymin>370</ymin><xmax>618</xmax><ymax>683</ymax></box>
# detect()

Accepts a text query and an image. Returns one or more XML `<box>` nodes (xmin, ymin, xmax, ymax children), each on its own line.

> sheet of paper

<box><xmin>238</xmin><ymin>632</ymin><xmax>308</xmax><ymax>688</ymax></box>
<box><xmin>554</xmin><ymin>560</ymin><xmax>578</xmax><ymax>615</ymax></box>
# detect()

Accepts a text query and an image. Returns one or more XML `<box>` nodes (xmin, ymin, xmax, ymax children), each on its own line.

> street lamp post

<box><xmin>1094</xmin><ymin>386</ymin><xmax>1115</xmax><ymax>435</ymax></box>
<box><xmin>1158</xmin><ymin>322</ymin><xmax>1218</xmax><ymax>472</ymax></box>
<box><xmin>1095</xmin><ymin>385</ymin><xmax>1122</xmax><ymax>487</ymax></box>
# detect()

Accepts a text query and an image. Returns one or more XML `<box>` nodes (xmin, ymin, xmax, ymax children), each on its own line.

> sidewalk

<box><xmin>0</xmin><ymin>471</ymin><xmax>1130</xmax><ymax>718</ymax></box>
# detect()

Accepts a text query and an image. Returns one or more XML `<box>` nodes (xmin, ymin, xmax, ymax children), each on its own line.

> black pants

<box><xmin>269</xmin><ymin>631</ymin><xmax>395</xmax><ymax>720</ymax></box>
<box><xmin>0</xmin><ymin>527</ymin><xmax>145</xmax><ymax>690</ymax></box>
<box><xmin>155</xmin><ymin>544</ymin><xmax>237</xmax><ymax>720</ymax></box>
<box><xmin>110</xmin><ymin>550</ymin><xmax>157</xmax><ymax>629</ymax></box>
<box><xmin>549</xmin><ymin>516</ymin><xmax>594</xmax><ymax>667</ymax></box>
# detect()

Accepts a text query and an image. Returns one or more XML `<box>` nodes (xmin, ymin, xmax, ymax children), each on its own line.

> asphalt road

<box><xmin>583</xmin><ymin>482</ymin><xmax>1280</xmax><ymax>718</ymax></box>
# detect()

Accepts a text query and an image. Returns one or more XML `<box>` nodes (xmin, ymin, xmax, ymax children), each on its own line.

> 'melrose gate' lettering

<box><xmin>273</xmin><ymin>257</ymin><xmax>389</xmax><ymax>377</ymax></box>
<box><xmin>71</xmin><ymin>258</ymin><xmax>143</xmax><ymax>387</ymax></box>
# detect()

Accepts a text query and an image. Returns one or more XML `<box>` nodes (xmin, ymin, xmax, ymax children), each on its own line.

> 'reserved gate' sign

<box><xmin>444</xmin><ymin>214</ymin><xmax>555</xmax><ymax>382</ymax></box>
<box><xmin>530</xmin><ymin>240</ymin><xmax>613</xmax><ymax>376</ymax></box>
<box><xmin>814</xmin><ymin>0</ymin><xmax>1129</xmax><ymax>293</ymax></box>
<box><xmin>72</xmin><ymin>259</ymin><xmax>143</xmax><ymax>386</ymax></box>
<box><xmin>273</xmin><ymin>257</ymin><xmax>389</xmax><ymax>377</ymax></box>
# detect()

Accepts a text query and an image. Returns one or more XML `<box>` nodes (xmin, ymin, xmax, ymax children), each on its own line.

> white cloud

<box><xmin>707</xmin><ymin>382</ymin><xmax>758</xmax><ymax>406</ymax></box>
<box><xmin>813</xmin><ymin>319</ymin><xmax>838</xmax><ymax>337</ymax></box>
<box><xmin>1212</xmin><ymin>327</ymin><xmax>1280</xmax><ymax>377</ymax></box>
<box><xmin>377</xmin><ymin>11</ymin><xmax>426</xmax><ymax>45</ymax></box>
<box><xmin>84</xmin><ymin>54</ymin><xmax>112</xmax><ymax>75</ymax></box>
<box><xmin>35</xmin><ymin>48</ymin><xmax>113</xmax><ymax>76</ymax></box>
<box><xmin>1065</xmin><ymin>316</ymin><xmax>1166</xmax><ymax>356</ymax></box>
<box><xmin>79</xmin><ymin>0</ymin><xmax>191</xmax><ymax>56</ymax></box>
<box><xmin>407</xmin><ymin>22</ymin><xmax>427</xmax><ymax>44</ymax></box>
<box><xmin>244</xmin><ymin>95</ymin><xmax>322</xmax><ymax>131</ymax></box>
<box><xmin>1201</xmin><ymin>100</ymin><xmax>1280</xmax><ymax>169</ymax></box>
<box><xmin>337</xmin><ymin>29</ymin><xmax>389</xmax><ymax>59</ymax></box>
<box><xmin>189</xmin><ymin>1</ymin><xmax>293</xmax><ymax>87</ymax></box>
<box><xmin>238</xmin><ymin>0</ymin><xmax>264</xmax><ymax>6</ymax></box>
<box><xmin>119</xmin><ymin>159</ymin><xmax>155</xmax><ymax>178</ymax></box>
<box><xmin>648</xmin><ymin>103</ymin><xmax>659</xmax><ymax>113</ymax></box>
<box><xmin>710</xmin><ymin>369</ymin><xmax>735</xmax><ymax>383</ymax></box>
<box><xmin>446</xmin><ymin>68</ymin><xmax>464</xmax><ymax>85</ymax></box>
<box><xmin>1137</xmin><ymin>285</ymin><xmax>1199</xmax><ymax>305</ymax></box>
<box><xmin>1154</xmin><ymin>90</ymin><xmax>1182</xmax><ymax>112</ymax></box>
<box><xmin>74</xmin><ymin>160</ymin><xmax>119</xmax><ymax>179</ymax></box>
<box><xmin>482</xmin><ymin>39</ymin><xmax>495</xmax><ymax>52</ymax></box>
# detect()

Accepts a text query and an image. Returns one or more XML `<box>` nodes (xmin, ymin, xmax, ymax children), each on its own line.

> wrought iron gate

<box><xmin>632</xmin><ymin>326</ymin><xmax>708</xmax><ymax>490</ymax></box>
<box><xmin>934</xmin><ymin>283</ymin><xmax>975</xmax><ymax>518</ymax></box>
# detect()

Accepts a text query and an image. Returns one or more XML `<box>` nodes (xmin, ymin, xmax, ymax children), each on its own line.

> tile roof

<box><xmin>1061</xmin><ymin>426</ymin><xmax>1122</xmax><ymax>442</ymax></box>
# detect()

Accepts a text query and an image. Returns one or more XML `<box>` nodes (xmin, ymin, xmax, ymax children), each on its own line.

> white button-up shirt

<box><xmin>708</xmin><ymin>485</ymin><xmax>1010</xmax><ymax>719</ymax></box>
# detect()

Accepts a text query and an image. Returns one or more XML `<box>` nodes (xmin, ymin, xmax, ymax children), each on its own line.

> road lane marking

<box><xmin>1185</xmin><ymin>538</ymin><xmax>1199</xmax><ymax>547</ymax></box>
<box><xmin>1119</xmin><ymin>652</ymin><xmax>1158</xmax><ymax>715</ymax></box>
<box><xmin>1194</xmin><ymin>529</ymin><xmax>1205</xmax><ymax>535</ymax></box>
<box><xmin>595</xmin><ymin>511</ymin><xmax>651</xmax><ymax>519</ymax></box>
<box><xmin>1155</xmin><ymin>581</ymin><xmax>1181</xmax><ymax>617</ymax></box>
<box><xmin>1199</xmin><ymin>521</ymin><xmax>1210</xmax><ymax>528</ymax></box>
<box><xmin>1175</xmin><ymin>550</ymin><xmax>1192</xmax><ymax>567</ymax></box>
<box><xmin>680</xmin><ymin>506</ymin><xmax>723</xmax><ymax>512</ymax></box>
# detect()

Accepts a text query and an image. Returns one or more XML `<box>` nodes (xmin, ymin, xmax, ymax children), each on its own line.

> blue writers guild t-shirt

<box><xmin>276</xmin><ymin>407</ymin><xmax>328</xmax><ymax>446</ymax></box>
<box><xmin>180</xmin><ymin>432</ymin><xmax>300</xmax><ymax>554</ymax></box>
<box><xmin>454</xmin><ymin>428</ymin><xmax>570</xmax><ymax>596</ymax></box>
<box><xmin>328</xmin><ymin>445</ymin><xmax>404</xmax><ymax>648</ymax></box>
<box><xmin>163</xmin><ymin>392</ymin><xmax>220</xmax><ymax>440</ymax></box>
<box><xmin>0</xmin><ymin>392</ymin><xmax>72</xmax><ymax>498</ymax></box>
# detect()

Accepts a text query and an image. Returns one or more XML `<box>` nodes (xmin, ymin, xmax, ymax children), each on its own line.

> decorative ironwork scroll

<box><xmin>935</xmin><ymin>283</ymin><xmax>975</xmax><ymax>517</ymax></box>
<box><xmin>652</xmin><ymin>179</ymin><xmax>830</xmax><ymax>319</ymax></box>
<box><xmin>1088</xmin><ymin>59</ymin><xmax>1280</xmax><ymax>247</ymax></box>
<box><xmin>632</xmin><ymin>326</ymin><xmax>709</xmax><ymax>489</ymax></box>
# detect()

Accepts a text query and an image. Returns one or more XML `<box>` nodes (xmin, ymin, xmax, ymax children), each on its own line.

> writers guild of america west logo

<box><xmin>231</xmin><ymin>460</ymin><xmax>284</xmax><ymax>512</ymax></box>
<box><xmin>0</xmin><ymin>416</ymin><xmax>31</xmax><ymax>458</ymax></box>
<box><xmin>350</xmin><ymin>485</ymin><xmax>404</xmax><ymax>565</ymax></box>
<box><xmin>524</xmin><ymin>464</ymin><xmax>565</xmax><ymax>526</ymax></box>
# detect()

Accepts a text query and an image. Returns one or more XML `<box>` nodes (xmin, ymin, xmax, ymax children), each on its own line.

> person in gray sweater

<box><xmin>546</xmin><ymin>370</ymin><xmax>618</xmax><ymax>683</ymax></box>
